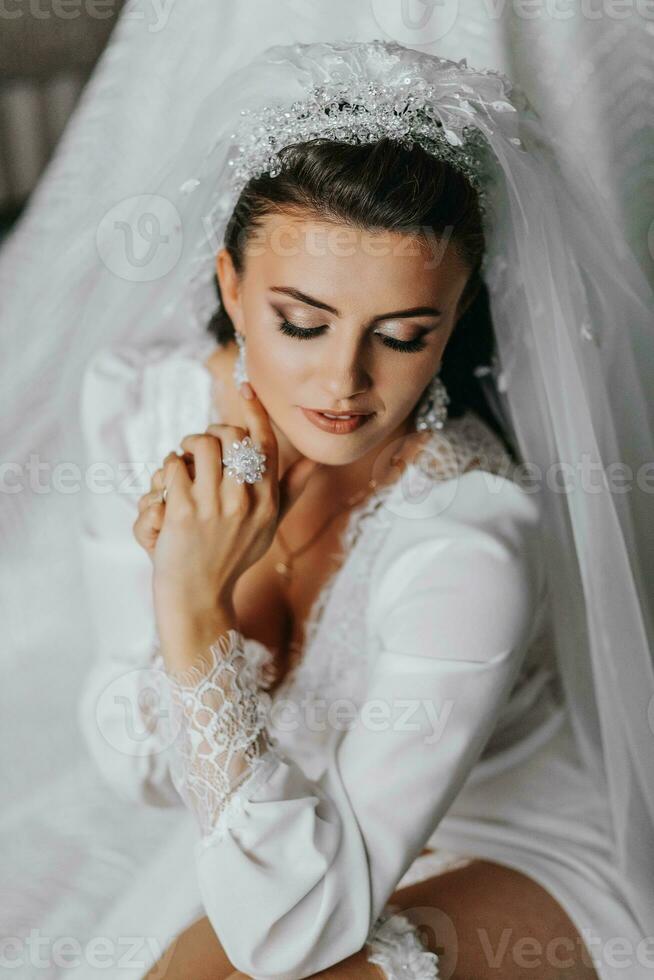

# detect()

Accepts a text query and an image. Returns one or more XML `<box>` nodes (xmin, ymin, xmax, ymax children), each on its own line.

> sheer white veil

<box><xmin>2</xmin><ymin>32</ymin><xmax>653</xmax><ymax>941</ymax></box>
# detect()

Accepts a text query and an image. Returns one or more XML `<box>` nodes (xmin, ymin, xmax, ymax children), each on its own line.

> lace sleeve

<box><xmin>159</xmin><ymin>629</ymin><xmax>283</xmax><ymax>839</ymax></box>
<box><xmin>156</xmin><ymin>474</ymin><xmax>542</xmax><ymax>979</ymax></box>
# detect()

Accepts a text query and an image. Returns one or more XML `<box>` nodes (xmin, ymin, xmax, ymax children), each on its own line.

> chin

<box><xmin>282</xmin><ymin>414</ymin><xmax>385</xmax><ymax>466</ymax></box>
<box><xmin>290</xmin><ymin>432</ymin><xmax>368</xmax><ymax>465</ymax></box>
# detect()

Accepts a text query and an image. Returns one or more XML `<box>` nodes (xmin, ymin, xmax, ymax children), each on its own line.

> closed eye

<box><xmin>277</xmin><ymin>318</ymin><xmax>428</xmax><ymax>353</ymax></box>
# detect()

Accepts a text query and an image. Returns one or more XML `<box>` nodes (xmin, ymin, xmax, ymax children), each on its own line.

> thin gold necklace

<box><xmin>274</xmin><ymin>477</ymin><xmax>378</xmax><ymax>585</ymax></box>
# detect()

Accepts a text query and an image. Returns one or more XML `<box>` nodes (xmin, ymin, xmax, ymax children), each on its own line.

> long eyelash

<box><xmin>278</xmin><ymin>319</ymin><xmax>326</xmax><ymax>340</ymax></box>
<box><xmin>277</xmin><ymin>318</ymin><xmax>427</xmax><ymax>353</ymax></box>
<box><xmin>380</xmin><ymin>335</ymin><xmax>427</xmax><ymax>353</ymax></box>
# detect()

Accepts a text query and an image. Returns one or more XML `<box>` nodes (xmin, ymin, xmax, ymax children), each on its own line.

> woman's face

<box><xmin>216</xmin><ymin>210</ymin><xmax>471</xmax><ymax>470</ymax></box>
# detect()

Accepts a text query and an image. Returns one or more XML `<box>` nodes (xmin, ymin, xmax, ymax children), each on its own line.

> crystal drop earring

<box><xmin>232</xmin><ymin>330</ymin><xmax>249</xmax><ymax>386</ymax></box>
<box><xmin>414</xmin><ymin>369</ymin><xmax>450</xmax><ymax>432</ymax></box>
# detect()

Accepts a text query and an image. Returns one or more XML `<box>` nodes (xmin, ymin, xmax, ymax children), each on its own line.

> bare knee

<box><xmin>144</xmin><ymin>915</ymin><xmax>235</xmax><ymax>980</ymax></box>
<box><xmin>389</xmin><ymin>858</ymin><xmax>599</xmax><ymax>980</ymax></box>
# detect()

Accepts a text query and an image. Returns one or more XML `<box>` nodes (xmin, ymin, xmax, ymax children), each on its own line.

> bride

<box><xmin>39</xmin><ymin>39</ymin><xmax>654</xmax><ymax>980</ymax></box>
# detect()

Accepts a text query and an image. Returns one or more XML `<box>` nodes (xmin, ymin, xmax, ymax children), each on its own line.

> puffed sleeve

<box><xmin>76</xmin><ymin>342</ymin><xmax>221</xmax><ymax>807</ymax></box>
<box><xmin>165</xmin><ymin>471</ymin><xmax>545</xmax><ymax>980</ymax></box>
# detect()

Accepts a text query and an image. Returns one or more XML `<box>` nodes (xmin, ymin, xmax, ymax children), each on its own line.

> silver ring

<box><xmin>223</xmin><ymin>436</ymin><xmax>267</xmax><ymax>484</ymax></box>
<box><xmin>161</xmin><ymin>486</ymin><xmax>168</xmax><ymax>504</ymax></box>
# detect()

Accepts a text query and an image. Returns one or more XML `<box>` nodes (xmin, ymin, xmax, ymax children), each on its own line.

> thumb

<box><xmin>278</xmin><ymin>457</ymin><xmax>322</xmax><ymax>523</ymax></box>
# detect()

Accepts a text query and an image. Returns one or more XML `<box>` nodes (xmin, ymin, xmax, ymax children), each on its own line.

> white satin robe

<box><xmin>75</xmin><ymin>336</ymin><xmax>643</xmax><ymax>980</ymax></box>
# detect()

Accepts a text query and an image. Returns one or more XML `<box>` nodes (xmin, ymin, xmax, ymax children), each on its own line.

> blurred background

<box><xmin>0</xmin><ymin>0</ymin><xmax>125</xmax><ymax>243</ymax></box>
<box><xmin>1</xmin><ymin>0</ymin><xmax>654</xmax><ymax>810</ymax></box>
<box><xmin>1</xmin><ymin>7</ymin><xmax>652</xmax><ymax>971</ymax></box>
<box><xmin>1</xmin><ymin>1</ymin><xmax>653</xmax><ymax>281</ymax></box>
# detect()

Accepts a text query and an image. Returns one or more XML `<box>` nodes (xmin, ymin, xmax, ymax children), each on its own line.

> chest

<box><xmin>232</xmin><ymin>507</ymin><xmax>356</xmax><ymax>694</ymax></box>
<box><xmin>234</xmin><ymin>499</ymin><xmax>384</xmax><ymax>778</ymax></box>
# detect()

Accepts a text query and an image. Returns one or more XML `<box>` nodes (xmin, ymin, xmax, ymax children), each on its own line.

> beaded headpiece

<box><xmin>225</xmin><ymin>79</ymin><xmax>491</xmax><ymax>215</ymax></box>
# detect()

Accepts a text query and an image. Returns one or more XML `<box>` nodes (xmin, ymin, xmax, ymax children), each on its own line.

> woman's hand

<box><xmin>133</xmin><ymin>383</ymin><xmax>319</xmax><ymax>654</ymax></box>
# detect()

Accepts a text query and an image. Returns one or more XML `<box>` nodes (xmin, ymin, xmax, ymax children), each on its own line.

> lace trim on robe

<box><xmin>273</xmin><ymin>410</ymin><xmax>522</xmax><ymax>708</ymax></box>
<box><xmin>152</xmin><ymin>629</ymin><xmax>285</xmax><ymax>844</ymax></box>
<box><xmin>153</xmin><ymin>411</ymin><xmax>530</xmax><ymax>845</ymax></box>
<box><xmin>365</xmin><ymin>903</ymin><xmax>441</xmax><ymax>979</ymax></box>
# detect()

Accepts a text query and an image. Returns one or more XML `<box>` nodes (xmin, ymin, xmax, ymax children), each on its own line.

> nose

<box><xmin>318</xmin><ymin>333</ymin><xmax>371</xmax><ymax>401</ymax></box>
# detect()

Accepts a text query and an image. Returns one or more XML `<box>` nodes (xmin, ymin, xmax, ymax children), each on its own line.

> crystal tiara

<box><xmin>225</xmin><ymin>79</ymin><xmax>490</xmax><ymax>212</ymax></box>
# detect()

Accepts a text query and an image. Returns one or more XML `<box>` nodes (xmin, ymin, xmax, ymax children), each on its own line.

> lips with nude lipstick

<box><xmin>299</xmin><ymin>407</ymin><xmax>374</xmax><ymax>434</ymax></box>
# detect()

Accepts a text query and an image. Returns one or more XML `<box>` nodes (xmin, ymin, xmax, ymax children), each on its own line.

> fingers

<box><xmin>137</xmin><ymin>468</ymin><xmax>165</xmax><ymax>515</ymax></box>
<box><xmin>218</xmin><ymin>383</ymin><xmax>278</xmax><ymax>518</ymax></box>
<box><xmin>138</xmin><ymin>491</ymin><xmax>155</xmax><ymax>514</ymax></box>
<box><xmin>161</xmin><ymin>451</ymin><xmax>193</xmax><ymax>514</ymax></box>
<box><xmin>139</xmin><ymin>465</ymin><xmax>165</xmax><ymax>507</ymax></box>
<box><xmin>173</xmin><ymin>425</ymin><xmax>253</xmax><ymax>513</ymax></box>
<box><xmin>235</xmin><ymin>384</ymin><xmax>278</xmax><ymax>479</ymax></box>
<box><xmin>203</xmin><ymin>423</ymin><xmax>256</xmax><ymax>514</ymax></box>
<box><xmin>158</xmin><ymin>397</ymin><xmax>275</xmax><ymax>522</ymax></box>
<box><xmin>205</xmin><ymin>423</ymin><xmax>249</xmax><ymax>443</ymax></box>
<box><xmin>134</xmin><ymin>451</ymin><xmax>193</xmax><ymax>554</ymax></box>
<box><xmin>179</xmin><ymin>433</ymin><xmax>222</xmax><ymax>511</ymax></box>
<box><xmin>133</xmin><ymin>497</ymin><xmax>165</xmax><ymax>556</ymax></box>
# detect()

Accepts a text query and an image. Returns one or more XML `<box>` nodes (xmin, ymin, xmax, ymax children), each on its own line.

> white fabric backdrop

<box><xmin>1</xmin><ymin>2</ymin><xmax>652</xmax><ymax>975</ymax></box>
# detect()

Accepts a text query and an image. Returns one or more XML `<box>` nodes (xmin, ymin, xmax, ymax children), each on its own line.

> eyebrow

<box><xmin>269</xmin><ymin>286</ymin><xmax>442</xmax><ymax>321</ymax></box>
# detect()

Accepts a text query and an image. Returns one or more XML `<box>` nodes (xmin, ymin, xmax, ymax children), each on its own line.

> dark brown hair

<box><xmin>207</xmin><ymin>136</ymin><xmax>514</xmax><ymax>456</ymax></box>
